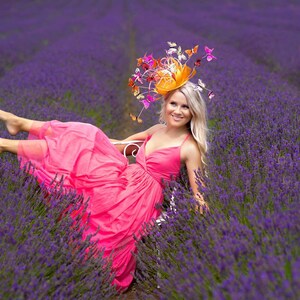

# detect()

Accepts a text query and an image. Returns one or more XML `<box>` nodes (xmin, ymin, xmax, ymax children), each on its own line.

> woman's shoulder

<box><xmin>185</xmin><ymin>135</ymin><xmax>199</xmax><ymax>150</ymax></box>
<box><xmin>145</xmin><ymin>123</ymin><xmax>166</xmax><ymax>136</ymax></box>
<box><xmin>181</xmin><ymin>135</ymin><xmax>201</xmax><ymax>159</ymax></box>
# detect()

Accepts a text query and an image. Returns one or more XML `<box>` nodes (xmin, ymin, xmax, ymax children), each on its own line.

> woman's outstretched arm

<box><xmin>182</xmin><ymin>140</ymin><xmax>209</xmax><ymax>214</ymax></box>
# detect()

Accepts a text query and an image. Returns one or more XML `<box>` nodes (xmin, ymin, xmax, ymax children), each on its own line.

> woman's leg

<box><xmin>0</xmin><ymin>138</ymin><xmax>47</xmax><ymax>159</ymax></box>
<box><xmin>0</xmin><ymin>138</ymin><xmax>19</xmax><ymax>154</ymax></box>
<box><xmin>0</xmin><ymin>109</ymin><xmax>45</xmax><ymax>135</ymax></box>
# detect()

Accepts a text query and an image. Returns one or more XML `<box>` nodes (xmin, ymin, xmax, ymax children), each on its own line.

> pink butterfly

<box><xmin>208</xmin><ymin>91</ymin><xmax>215</xmax><ymax>99</ymax></box>
<box><xmin>140</xmin><ymin>94</ymin><xmax>156</xmax><ymax>109</ymax></box>
<box><xmin>204</xmin><ymin>46</ymin><xmax>217</xmax><ymax>61</ymax></box>
<box><xmin>143</xmin><ymin>54</ymin><xmax>155</xmax><ymax>68</ymax></box>
<box><xmin>132</xmin><ymin>68</ymin><xmax>143</xmax><ymax>84</ymax></box>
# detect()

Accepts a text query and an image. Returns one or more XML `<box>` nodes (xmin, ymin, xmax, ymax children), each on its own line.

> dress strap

<box><xmin>181</xmin><ymin>133</ymin><xmax>190</xmax><ymax>146</ymax></box>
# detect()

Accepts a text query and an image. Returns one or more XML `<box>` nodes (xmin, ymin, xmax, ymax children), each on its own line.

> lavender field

<box><xmin>0</xmin><ymin>0</ymin><xmax>299</xmax><ymax>299</ymax></box>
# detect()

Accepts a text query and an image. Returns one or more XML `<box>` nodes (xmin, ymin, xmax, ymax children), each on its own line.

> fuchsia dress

<box><xmin>18</xmin><ymin>121</ymin><xmax>189</xmax><ymax>290</ymax></box>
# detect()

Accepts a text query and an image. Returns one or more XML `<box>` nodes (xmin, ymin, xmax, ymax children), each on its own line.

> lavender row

<box><xmin>0</xmin><ymin>1</ymin><xmax>132</xmax><ymax>298</ymax></box>
<box><xmin>0</xmin><ymin>1</ymin><xmax>100</xmax><ymax>78</ymax></box>
<box><xmin>0</xmin><ymin>1</ymin><xmax>131</xmax><ymax>137</ymax></box>
<box><xmin>136</xmin><ymin>182</ymin><xmax>299</xmax><ymax>299</ymax></box>
<box><xmin>144</xmin><ymin>0</ymin><xmax>300</xmax><ymax>87</ymax></box>
<box><xmin>130</xmin><ymin>1</ymin><xmax>299</xmax><ymax>299</ymax></box>
<box><xmin>0</xmin><ymin>161</ymin><xmax>118</xmax><ymax>299</ymax></box>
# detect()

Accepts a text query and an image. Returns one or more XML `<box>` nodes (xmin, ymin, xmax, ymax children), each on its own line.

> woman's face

<box><xmin>164</xmin><ymin>90</ymin><xmax>192</xmax><ymax>128</ymax></box>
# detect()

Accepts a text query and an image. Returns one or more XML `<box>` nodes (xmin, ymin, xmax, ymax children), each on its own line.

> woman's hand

<box><xmin>194</xmin><ymin>193</ymin><xmax>209</xmax><ymax>214</ymax></box>
<box><xmin>181</xmin><ymin>139</ymin><xmax>209</xmax><ymax>214</ymax></box>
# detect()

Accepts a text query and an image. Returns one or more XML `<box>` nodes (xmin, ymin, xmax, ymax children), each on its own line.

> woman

<box><xmin>0</xmin><ymin>43</ymin><xmax>214</xmax><ymax>291</ymax></box>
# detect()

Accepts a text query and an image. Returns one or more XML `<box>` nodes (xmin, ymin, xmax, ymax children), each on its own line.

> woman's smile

<box><xmin>171</xmin><ymin>114</ymin><xmax>184</xmax><ymax>121</ymax></box>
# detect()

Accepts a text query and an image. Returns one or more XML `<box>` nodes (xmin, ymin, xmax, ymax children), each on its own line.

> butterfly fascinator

<box><xmin>128</xmin><ymin>41</ymin><xmax>216</xmax><ymax>123</ymax></box>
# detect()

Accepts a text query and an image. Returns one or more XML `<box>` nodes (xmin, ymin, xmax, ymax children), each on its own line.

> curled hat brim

<box><xmin>154</xmin><ymin>58</ymin><xmax>197</xmax><ymax>96</ymax></box>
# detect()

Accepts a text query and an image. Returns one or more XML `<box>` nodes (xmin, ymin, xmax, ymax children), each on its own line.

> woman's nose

<box><xmin>174</xmin><ymin>106</ymin><xmax>182</xmax><ymax>114</ymax></box>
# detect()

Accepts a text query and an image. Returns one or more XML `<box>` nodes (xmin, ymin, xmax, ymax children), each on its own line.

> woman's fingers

<box><xmin>196</xmin><ymin>200</ymin><xmax>209</xmax><ymax>214</ymax></box>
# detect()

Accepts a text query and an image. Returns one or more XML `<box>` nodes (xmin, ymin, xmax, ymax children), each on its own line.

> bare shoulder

<box><xmin>181</xmin><ymin>136</ymin><xmax>201</xmax><ymax>162</ymax></box>
<box><xmin>145</xmin><ymin>123</ymin><xmax>166</xmax><ymax>136</ymax></box>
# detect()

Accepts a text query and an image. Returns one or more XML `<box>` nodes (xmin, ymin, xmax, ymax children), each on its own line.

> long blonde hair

<box><xmin>159</xmin><ymin>81</ymin><xmax>209</xmax><ymax>169</ymax></box>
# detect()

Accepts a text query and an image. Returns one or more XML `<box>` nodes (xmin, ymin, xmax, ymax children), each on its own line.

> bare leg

<box><xmin>0</xmin><ymin>109</ymin><xmax>44</xmax><ymax>135</ymax></box>
<box><xmin>0</xmin><ymin>138</ymin><xmax>19</xmax><ymax>154</ymax></box>
<box><xmin>0</xmin><ymin>138</ymin><xmax>47</xmax><ymax>158</ymax></box>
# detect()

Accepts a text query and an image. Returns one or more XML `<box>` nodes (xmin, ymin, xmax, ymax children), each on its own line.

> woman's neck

<box><xmin>164</xmin><ymin>124</ymin><xmax>189</xmax><ymax>137</ymax></box>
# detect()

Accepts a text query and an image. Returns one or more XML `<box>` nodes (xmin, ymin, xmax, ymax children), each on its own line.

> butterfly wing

<box><xmin>208</xmin><ymin>91</ymin><xmax>215</xmax><ymax>99</ymax></box>
<box><xmin>141</xmin><ymin>99</ymin><xmax>150</xmax><ymax>109</ymax></box>
<box><xmin>185</xmin><ymin>49</ymin><xmax>192</xmax><ymax>57</ymax></box>
<box><xmin>193</xmin><ymin>45</ymin><xmax>199</xmax><ymax>54</ymax></box>
<box><xmin>167</xmin><ymin>48</ymin><xmax>177</xmax><ymax>55</ymax></box>
<box><xmin>129</xmin><ymin>113</ymin><xmax>137</xmax><ymax>121</ymax></box>
<box><xmin>128</xmin><ymin>78</ymin><xmax>135</xmax><ymax>87</ymax></box>
<box><xmin>167</xmin><ymin>41</ymin><xmax>177</xmax><ymax>48</ymax></box>
<box><xmin>129</xmin><ymin>113</ymin><xmax>143</xmax><ymax>123</ymax></box>
<box><xmin>178</xmin><ymin>53</ymin><xmax>187</xmax><ymax>61</ymax></box>
<box><xmin>185</xmin><ymin>45</ymin><xmax>199</xmax><ymax>57</ymax></box>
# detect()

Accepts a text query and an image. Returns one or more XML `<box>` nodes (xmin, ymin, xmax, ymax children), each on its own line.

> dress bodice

<box><xmin>135</xmin><ymin>135</ymin><xmax>183</xmax><ymax>184</ymax></box>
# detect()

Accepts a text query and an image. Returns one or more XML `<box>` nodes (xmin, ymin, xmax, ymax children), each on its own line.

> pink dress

<box><xmin>18</xmin><ymin>120</ymin><xmax>189</xmax><ymax>290</ymax></box>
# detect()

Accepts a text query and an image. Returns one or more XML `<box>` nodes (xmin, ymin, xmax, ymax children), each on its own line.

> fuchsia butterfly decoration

<box><xmin>194</xmin><ymin>79</ymin><xmax>215</xmax><ymax>100</ymax></box>
<box><xmin>140</xmin><ymin>94</ymin><xmax>156</xmax><ymax>109</ymax></box>
<box><xmin>204</xmin><ymin>46</ymin><xmax>217</xmax><ymax>62</ymax></box>
<box><xmin>132</xmin><ymin>68</ymin><xmax>143</xmax><ymax>84</ymax></box>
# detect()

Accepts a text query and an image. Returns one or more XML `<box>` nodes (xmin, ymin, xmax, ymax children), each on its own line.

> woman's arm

<box><xmin>109</xmin><ymin>124</ymin><xmax>165</xmax><ymax>156</ymax></box>
<box><xmin>182</xmin><ymin>141</ymin><xmax>209</xmax><ymax>214</ymax></box>
<box><xmin>110</xmin><ymin>123</ymin><xmax>164</xmax><ymax>143</ymax></box>
<box><xmin>123</xmin><ymin>123</ymin><xmax>165</xmax><ymax>141</ymax></box>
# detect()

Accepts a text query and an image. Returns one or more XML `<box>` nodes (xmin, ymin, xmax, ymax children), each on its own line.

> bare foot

<box><xmin>0</xmin><ymin>110</ymin><xmax>22</xmax><ymax>136</ymax></box>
